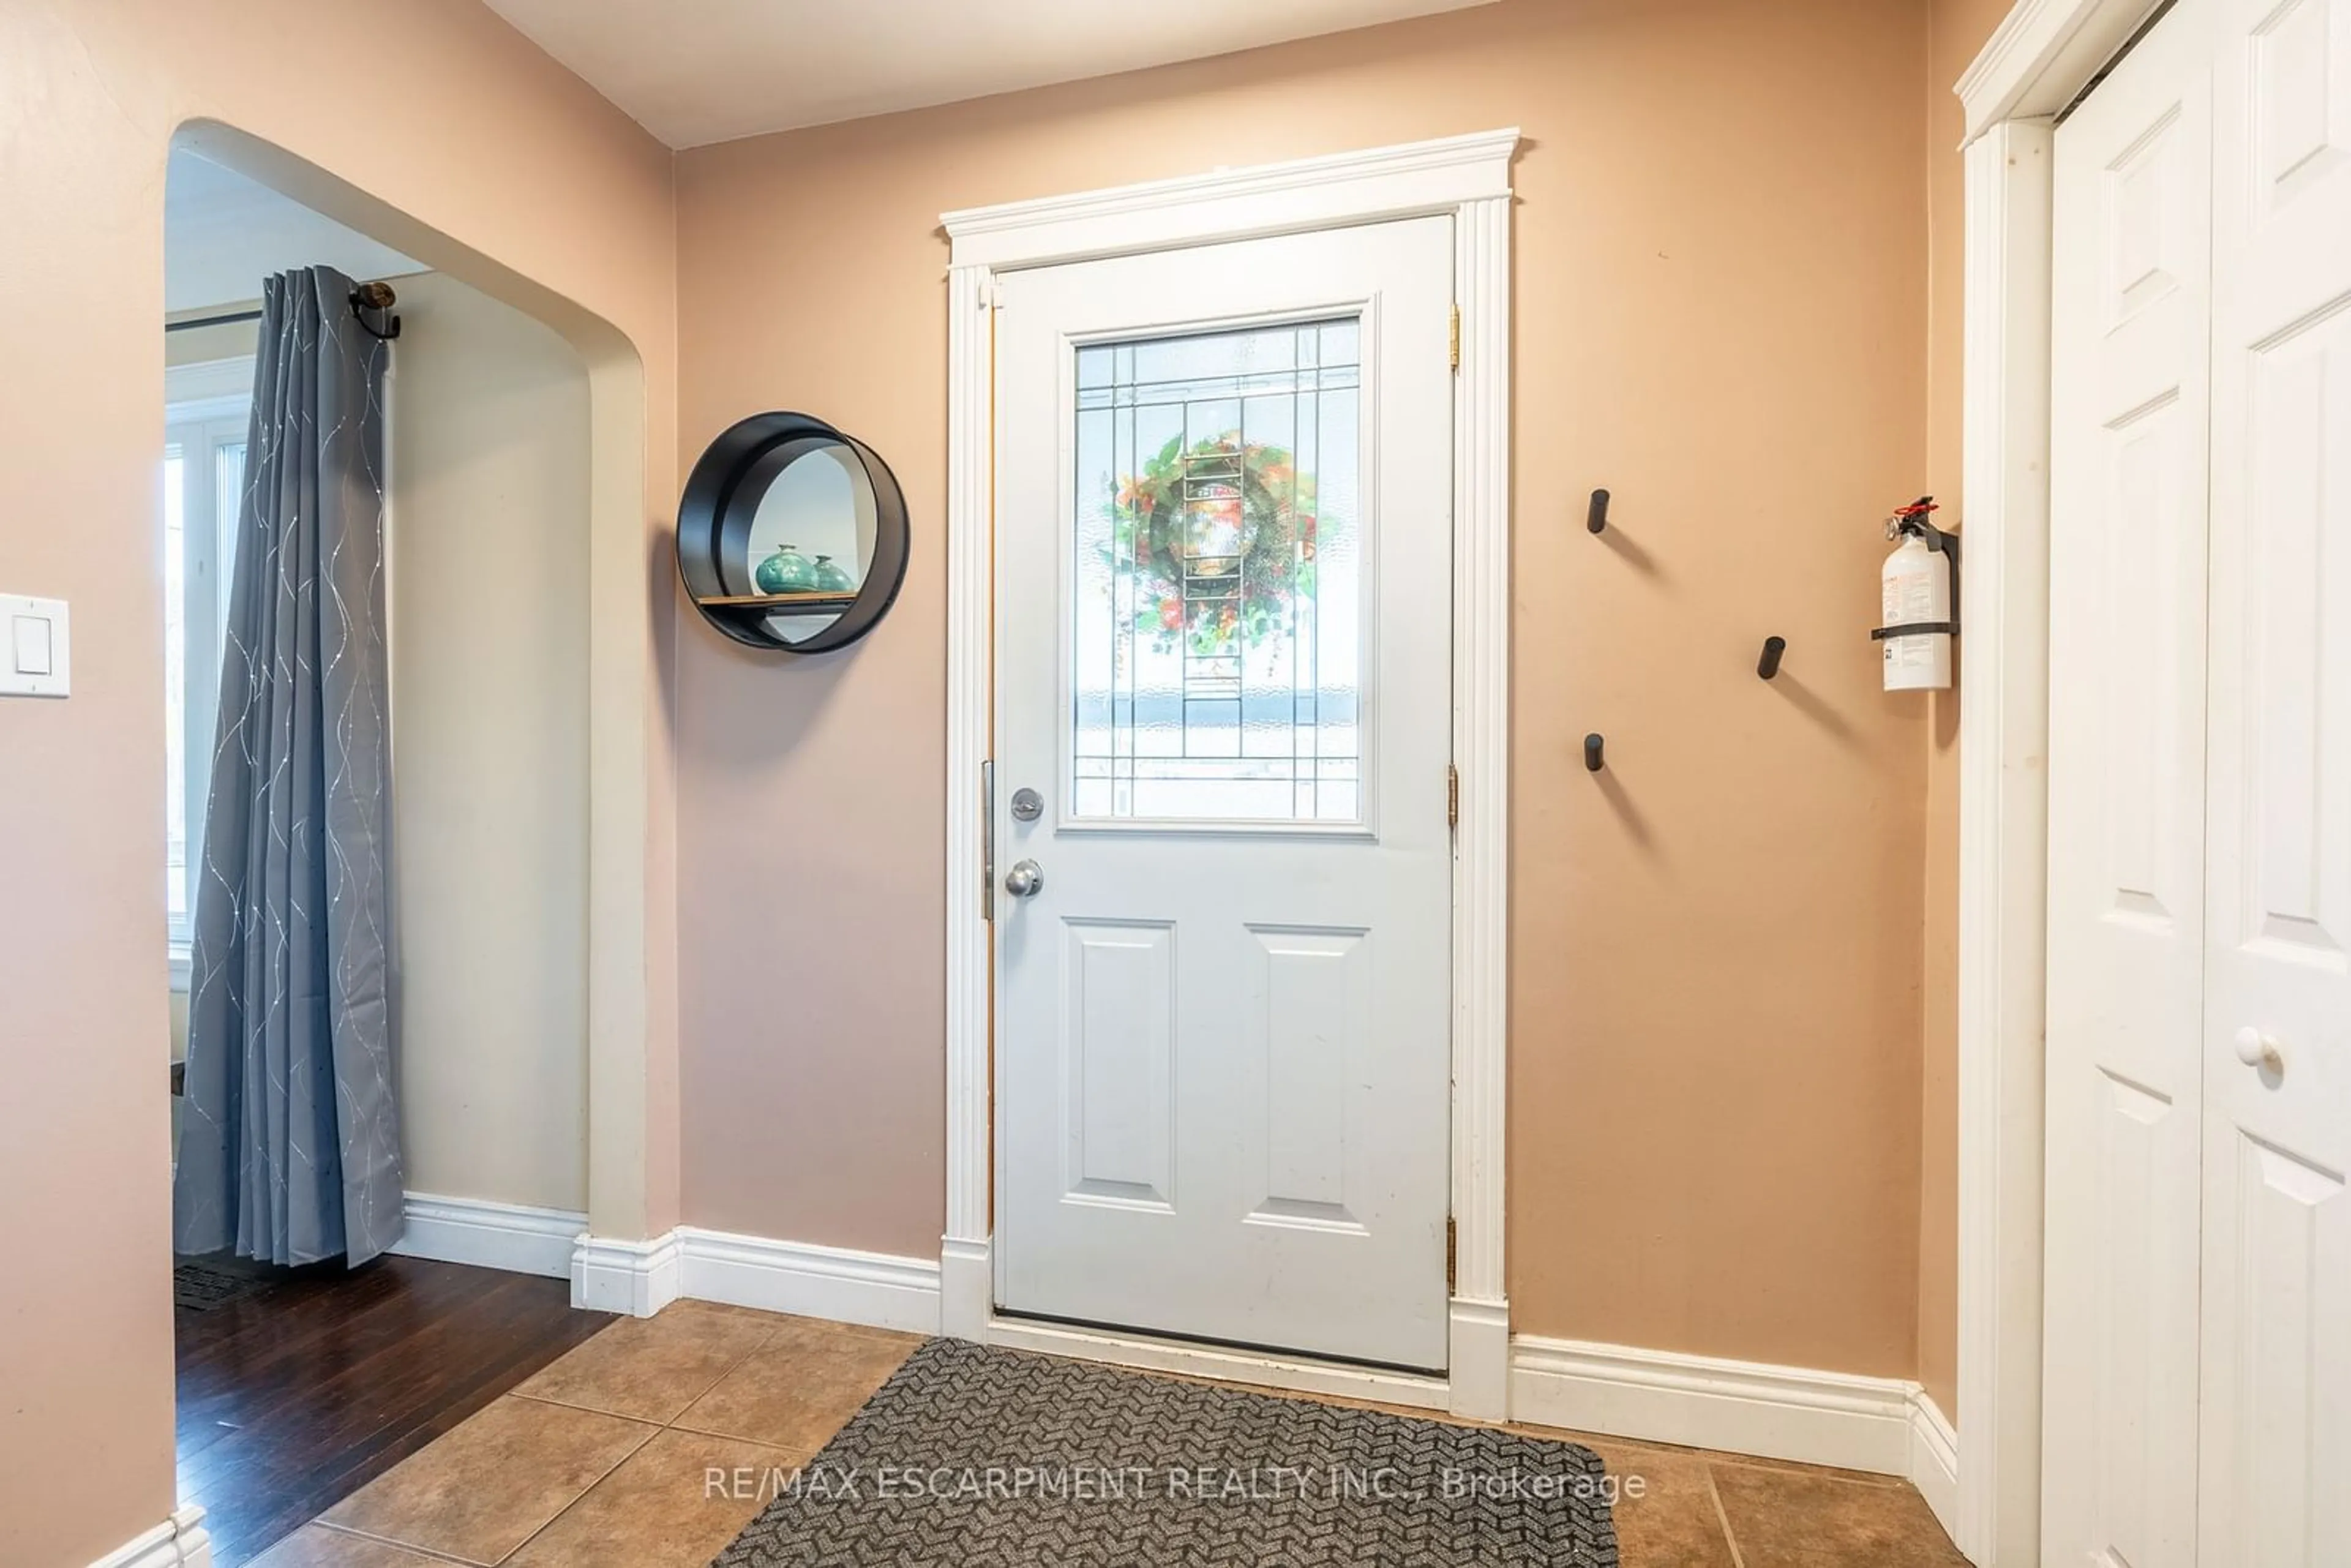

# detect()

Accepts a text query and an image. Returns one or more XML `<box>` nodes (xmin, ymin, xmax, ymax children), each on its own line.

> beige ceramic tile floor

<box><xmin>251</xmin><ymin>1299</ymin><xmax>1964</xmax><ymax>1567</ymax></box>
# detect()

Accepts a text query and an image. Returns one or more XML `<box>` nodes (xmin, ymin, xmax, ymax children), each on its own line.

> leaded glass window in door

<box><xmin>1071</xmin><ymin>318</ymin><xmax>1364</xmax><ymax>823</ymax></box>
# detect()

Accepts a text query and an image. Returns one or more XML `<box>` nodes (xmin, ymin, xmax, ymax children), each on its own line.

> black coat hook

<box><xmin>1586</xmin><ymin>489</ymin><xmax>1611</xmax><ymax>534</ymax></box>
<box><xmin>1758</xmin><ymin>636</ymin><xmax>1787</xmax><ymax>680</ymax></box>
<box><xmin>1584</xmin><ymin>733</ymin><xmax>1605</xmax><ymax>772</ymax></box>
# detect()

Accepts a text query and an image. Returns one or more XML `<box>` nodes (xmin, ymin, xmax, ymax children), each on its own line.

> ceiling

<box><xmin>165</xmin><ymin>150</ymin><xmax>421</xmax><ymax>315</ymax></box>
<box><xmin>483</xmin><ymin>0</ymin><xmax>1496</xmax><ymax>149</ymax></box>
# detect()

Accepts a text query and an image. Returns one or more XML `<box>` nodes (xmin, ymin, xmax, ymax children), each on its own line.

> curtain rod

<box><xmin>165</xmin><ymin>280</ymin><xmax>401</xmax><ymax>339</ymax></box>
<box><xmin>165</xmin><ymin>308</ymin><xmax>260</xmax><ymax>334</ymax></box>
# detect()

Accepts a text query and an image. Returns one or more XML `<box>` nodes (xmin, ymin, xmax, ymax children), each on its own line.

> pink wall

<box><xmin>0</xmin><ymin>2</ymin><xmax>676</xmax><ymax>1559</ymax></box>
<box><xmin>674</xmin><ymin>0</ymin><xmax>1939</xmax><ymax>1378</ymax></box>
<box><xmin>0</xmin><ymin>6</ymin><xmax>2000</xmax><ymax>1555</ymax></box>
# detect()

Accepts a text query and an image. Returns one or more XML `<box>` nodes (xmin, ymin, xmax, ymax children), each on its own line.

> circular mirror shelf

<box><xmin>677</xmin><ymin>411</ymin><xmax>909</xmax><ymax>653</ymax></box>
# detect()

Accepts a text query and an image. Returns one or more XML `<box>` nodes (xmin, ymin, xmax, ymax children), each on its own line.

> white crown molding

<box><xmin>939</xmin><ymin>132</ymin><xmax>1517</xmax><ymax>1401</ymax></box>
<box><xmin>89</xmin><ymin>1507</ymin><xmax>209</xmax><ymax>1568</ymax></box>
<box><xmin>943</xmin><ymin>128</ymin><xmax>1519</xmax><ymax>270</ymax></box>
<box><xmin>678</xmin><ymin>1227</ymin><xmax>942</xmax><ymax>1336</ymax></box>
<box><xmin>386</xmin><ymin>1192</ymin><xmax>587</xmax><ymax>1280</ymax></box>
<box><xmin>1956</xmin><ymin>0</ymin><xmax>2164</xmax><ymax>142</ymax></box>
<box><xmin>1510</xmin><ymin>1336</ymin><xmax>1924</xmax><ymax>1479</ymax></box>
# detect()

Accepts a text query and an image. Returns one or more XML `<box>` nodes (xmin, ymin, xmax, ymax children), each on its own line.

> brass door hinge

<box><xmin>1447</xmin><ymin>763</ymin><xmax>1459</xmax><ymax>829</ymax></box>
<box><xmin>1446</xmin><ymin>1216</ymin><xmax>1458</xmax><ymax>1292</ymax></box>
<box><xmin>1449</xmin><ymin>305</ymin><xmax>1461</xmax><ymax>371</ymax></box>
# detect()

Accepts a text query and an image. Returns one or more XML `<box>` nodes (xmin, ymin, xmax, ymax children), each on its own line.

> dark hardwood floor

<box><xmin>176</xmin><ymin>1253</ymin><xmax>614</xmax><ymax>1567</ymax></box>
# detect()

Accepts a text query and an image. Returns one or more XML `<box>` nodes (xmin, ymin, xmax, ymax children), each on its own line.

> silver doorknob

<box><xmin>2233</xmin><ymin>1027</ymin><xmax>2284</xmax><ymax>1076</ymax></box>
<box><xmin>1004</xmin><ymin>859</ymin><xmax>1044</xmax><ymax>898</ymax></box>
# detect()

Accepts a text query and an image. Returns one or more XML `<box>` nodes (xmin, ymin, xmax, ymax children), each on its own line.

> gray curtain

<box><xmin>173</xmin><ymin>266</ymin><xmax>403</xmax><ymax>1267</ymax></box>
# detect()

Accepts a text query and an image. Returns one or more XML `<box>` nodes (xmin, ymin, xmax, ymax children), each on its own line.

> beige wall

<box><xmin>675</xmin><ymin>0</ymin><xmax>1935</xmax><ymax>1377</ymax></box>
<box><xmin>389</xmin><ymin>272</ymin><xmax>594</xmax><ymax>1215</ymax></box>
<box><xmin>1916</xmin><ymin>0</ymin><xmax>2017</xmax><ymax>1425</ymax></box>
<box><xmin>0</xmin><ymin>2</ymin><xmax>677</xmax><ymax>1561</ymax></box>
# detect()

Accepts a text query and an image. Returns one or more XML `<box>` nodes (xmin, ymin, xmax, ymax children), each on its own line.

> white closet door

<box><xmin>2044</xmin><ymin>1</ymin><xmax>2215</xmax><ymax>1562</ymax></box>
<box><xmin>2200</xmin><ymin>1</ymin><xmax>2351</xmax><ymax>1560</ymax></box>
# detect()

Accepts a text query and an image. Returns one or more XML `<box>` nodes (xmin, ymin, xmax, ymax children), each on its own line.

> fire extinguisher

<box><xmin>1875</xmin><ymin>495</ymin><xmax>1957</xmax><ymax>692</ymax></box>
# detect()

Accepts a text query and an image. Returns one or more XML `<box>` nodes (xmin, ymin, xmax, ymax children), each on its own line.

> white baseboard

<box><xmin>568</xmin><ymin>1226</ymin><xmax>940</xmax><ymax>1330</ymax></box>
<box><xmin>571</xmin><ymin>1231</ymin><xmax>681</xmax><ymax>1316</ymax></box>
<box><xmin>1447</xmin><ymin>1297</ymin><xmax>1510</xmax><ymax>1422</ymax></box>
<box><xmin>986</xmin><ymin>1314</ymin><xmax>1451</xmax><ymax>1411</ymax></box>
<box><xmin>678</xmin><ymin>1226</ymin><xmax>941</xmax><ymax>1335</ymax></box>
<box><xmin>388</xmin><ymin>1193</ymin><xmax>585</xmax><ymax>1280</ymax></box>
<box><xmin>1910</xmin><ymin>1392</ymin><xmax>1960</xmax><ymax>1543</ymax></box>
<box><xmin>562</xmin><ymin>1223</ymin><xmax>1962</xmax><ymax>1542</ymax></box>
<box><xmin>1510</xmin><ymin>1335</ymin><xmax>1921</xmax><ymax>1477</ymax></box>
<box><xmin>564</xmin><ymin>1227</ymin><xmax>1965</xmax><ymax>1553</ymax></box>
<box><xmin>90</xmin><ymin>1506</ymin><xmax>209</xmax><ymax>1568</ymax></box>
<box><xmin>938</xmin><ymin>1236</ymin><xmax>991</xmax><ymax>1341</ymax></box>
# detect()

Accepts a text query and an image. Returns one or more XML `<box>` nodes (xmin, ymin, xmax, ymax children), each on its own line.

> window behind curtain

<box><xmin>164</xmin><ymin>358</ymin><xmax>253</xmax><ymax>973</ymax></box>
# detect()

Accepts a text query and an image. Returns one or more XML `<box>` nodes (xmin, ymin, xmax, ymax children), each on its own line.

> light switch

<box><xmin>0</xmin><ymin>595</ymin><xmax>69</xmax><ymax>698</ymax></box>
<box><xmin>14</xmin><ymin>616</ymin><xmax>52</xmax><ymax>675</ymax></box>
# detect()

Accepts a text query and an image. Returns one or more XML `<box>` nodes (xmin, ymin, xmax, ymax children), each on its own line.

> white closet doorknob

<box><xmin>2232</xmin><ymin>1027</ymin><xmax>2284</xmax><ymax>1076</ymax></box>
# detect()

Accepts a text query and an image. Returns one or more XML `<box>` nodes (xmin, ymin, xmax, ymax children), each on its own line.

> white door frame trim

<box><xmin>1952</xmin><ymin>2</ymin><xmax>2166</xmax><ymax>1561</ymax></box>
<box><xmin>939</xmin><ymin>128</ymin><xmax>1520</xmax><ymax>1419</ymax></box>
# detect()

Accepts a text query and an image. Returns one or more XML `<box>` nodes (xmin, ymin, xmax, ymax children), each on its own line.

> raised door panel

<box><xmin>1060</xmin><ymin>920</ymin><xmax>1176</xmax><ymax>1209</ymax></box>
<box><xmin>2046</xmin><ymin>2</ymin><xmax>2215</xmax><ymax>1561</ymax></box>
<box><xmin>1243</xmin><ymin>925</ymin><xmax>1371</xmax><ymax>1232</ymax></box>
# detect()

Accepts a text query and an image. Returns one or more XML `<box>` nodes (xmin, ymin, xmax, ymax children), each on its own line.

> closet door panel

<box><xmin>2045</xmin><ymin>4</ymin><xmax>2216</xmax><ymax>1561</ymax></box>
<box><xmin>2203</xmin><ymin>1</ymin><xmax>2351</xmax><ymax>1559</ymax></box>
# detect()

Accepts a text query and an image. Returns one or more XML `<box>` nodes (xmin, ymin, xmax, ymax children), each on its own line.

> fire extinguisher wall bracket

<box><xmin>1870</xmin><ymin>516</ymin><xmax>1959</xmax><ymax>642</ymax></box>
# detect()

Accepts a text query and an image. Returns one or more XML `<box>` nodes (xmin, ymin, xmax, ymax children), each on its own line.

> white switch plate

<box><xmin>0</xmin><ymin>595</ymin><xmax>69</xmax><ymax>697</ymax></box>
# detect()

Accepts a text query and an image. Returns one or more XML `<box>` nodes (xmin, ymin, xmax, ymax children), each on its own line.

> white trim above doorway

<box><xmin>1953</xmin><ymin>1</ymin><xmax>2165</xmax><ymax>1562</ymax></box>
<box><xmin>938</xmin><ymin>129</ymin><xmax>1518</xmax><ymax>1419</ymax></box>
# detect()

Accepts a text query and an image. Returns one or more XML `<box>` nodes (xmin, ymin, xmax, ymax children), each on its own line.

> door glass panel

<box><xmin>1071</xmin><ymin>318</ymin><xmax>1363</xmax><ymax>823</ymax></box>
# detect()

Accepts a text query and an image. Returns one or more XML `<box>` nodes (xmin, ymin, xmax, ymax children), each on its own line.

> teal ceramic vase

<box><xmin>754</xmin><ymin>544</ymin><xmax>816</xmax><ymax>595</ymax></box>
<box><xmin>812</xmin><ymin>553</ymin><xmax>858</xmax><ymax>594</ymax></box>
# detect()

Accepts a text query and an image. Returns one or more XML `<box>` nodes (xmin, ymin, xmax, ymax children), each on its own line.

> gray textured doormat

<box><xmin>713</xmin><ymin>1338</ymin><xmax>1619</xmax><ymax>1567</ymax></box>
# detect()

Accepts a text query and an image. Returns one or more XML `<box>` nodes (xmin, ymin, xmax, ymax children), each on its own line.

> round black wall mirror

<box><xmin>677</xmin><ymin>411</ymin><xmax>909</xmax><ymax>653</ymax></box>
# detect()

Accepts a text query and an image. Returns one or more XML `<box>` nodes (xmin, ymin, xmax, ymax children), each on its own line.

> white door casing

<box><xmin>939</xmin><ymin>130</ymin><xmax>1517</xmax><ymax>1417</ymax></box>
<box><xmin>2044</xmin><ymin>1</ymin><xmax>2214</xmax><ymax>1560</ymax></box>
<box><xmin>992</xmin><ymin>219</ymin><xmax>1455</xmax><ymax>1371</ymax></box>
<box><xmin>2199</xmin><ymin>0</ymin><xmax>2351</xmax><ymax>1557</ymax></box>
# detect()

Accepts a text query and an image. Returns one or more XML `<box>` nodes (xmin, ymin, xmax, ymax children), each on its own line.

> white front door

<box><xmin>2045</xmin><ymin>1</ymin><xmax>2215</xmax><ymax>1560</ymax></box>
<box><xmin>2198</xmin><ymin>0</ymin><xmax>2351</xmax><ymax>1557</ymax></box>
<box><xmin>991</xmin><ymin>218</ymin><xmax>1455</xmax><ymax>1371</ymax></box>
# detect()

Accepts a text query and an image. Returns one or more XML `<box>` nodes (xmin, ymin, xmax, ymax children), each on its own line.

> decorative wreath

<box><xmin>1107</xmin><ymin>433</ymin><xmax>1321</xmax><ymax>655</ymax></box>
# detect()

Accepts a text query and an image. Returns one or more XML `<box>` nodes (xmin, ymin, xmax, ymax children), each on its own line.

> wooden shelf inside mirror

<box><xmin>693</xmin><ymin>591</ymin><xmax>860</xmax><ymax>616</ymax></box>
<box><xmin>677</xmin><ymin>411</ymin><xmax>909</xmax><ymax>653</ymax></box>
